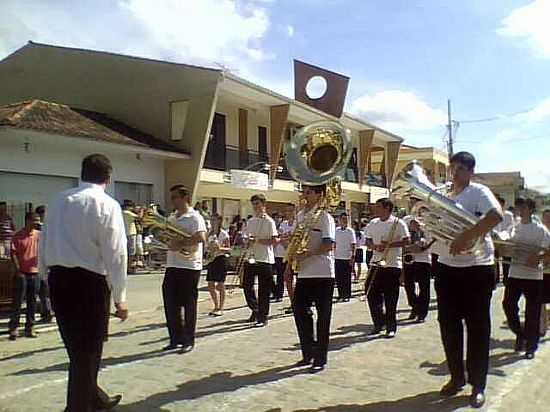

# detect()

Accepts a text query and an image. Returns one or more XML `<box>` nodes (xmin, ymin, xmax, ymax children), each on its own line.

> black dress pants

<box><xmin>292</xmin><ymin>277</ymin><xmax>334</xmax><ymax>365</ymax></box>
<box><xmin>48</xmin><ymin>266</ymin><xmax>110</xmax><ymax>412</ymax></box>
<box><xmin>243</xmin><ymin>262</ymin><xmax>273</xmax><ymax>322</ymax></box>
<box><xmin>403</xmin><ymin>262</ymin><xmax>431</xmax><ymax>320</ymax></box>
<box><xmin>162</xmin><ymin>268</ymin><xmax>201</xmax><ymax>346</ymax></box>
<box><xmin>367</xmin><ymin>267</ymin><xmax>401</xmax><ymax>332</ymax></box>
<box><xmin>8</xmin><ymin>273</ymin><xmax>38</xmax><ymax>332</ymax></box>
<box><xmin>335</xmin><ymin>259</ymin><xmax>352</xmax><ymax>299</ymax></box>
<box><xmin>502</xmin><ymin>277</ymin><xmax>543</xmax><ymax>353</ymax></box>
<box><xmin>273</xmin><ymin>257</ymin><xmax>286</xmax><ymax>300</ymax></box>
<box><xmin>435</xmin><ymin>264</ymin><xmax>494</xmax><ymax>391</ymax></box>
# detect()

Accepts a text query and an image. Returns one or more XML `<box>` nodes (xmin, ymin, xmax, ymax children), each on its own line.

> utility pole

<box><xmin>447</xmin><ymin>99</ymin><xmax>454</xmax><ymax>160</ymax></box>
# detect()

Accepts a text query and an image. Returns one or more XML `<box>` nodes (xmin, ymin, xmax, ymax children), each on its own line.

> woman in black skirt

<box><xmin>206</xmin><ymin>215</ymin><xmax>231</xmax><ymax>316</ymax></box>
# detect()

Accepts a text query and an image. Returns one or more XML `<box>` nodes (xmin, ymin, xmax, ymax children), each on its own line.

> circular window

<box><xmin>305</xmin><ymin>76</ymin><xmax>328</xmax><ymax>100</ymax></box>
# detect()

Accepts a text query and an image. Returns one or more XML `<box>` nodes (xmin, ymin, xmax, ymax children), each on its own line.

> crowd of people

<box><xmin>2</xmin><ymin>150</ymin><xmax>550</xmax><ymax>411</ymax></box>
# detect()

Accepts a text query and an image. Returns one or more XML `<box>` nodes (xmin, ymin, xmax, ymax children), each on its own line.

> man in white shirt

<box><xmin>42</xmin><ymin>154</ymin><xmax>128</xmax><ymax>412</ymax></box>
<box><xmin>334</xmin><ymin>213</ymin><xmax>356</xmax><ymax>302</ymax></box>
<box><xmin>403</xmin><ymin>216</ymin><xmax>433</xmax><ymax>323</ymax></box>
<box><xmin>364</xmin><ymin>198</ymin><xmax>410</xmax><ymax>338</ymax></box>
<box><xmin>501</xmin><ymin>198</ymin><xmax>550</xmax><ymax>359</ymax></box>
<box><xmin>163</xmin><ymin>185</ymin><xmax>207</xmax><ymax>353</ymax></box>
<box><xmin>273</xmin><ymin>206</ymin><xmax>295</xmax><ymax>302</ymax></box>
<box><xmin>243</xmin><ymin>194</ymin><xmax>278</xmax><ymax>327</ymax></box>
<box><xmin>286</xmin><ymin>183</ymin><xmax>335</xmax><ymax>373</ymax></box>
<box><xmin>495</xmin><ymin>195</ymin><xmax>515</xmax><ymax>284</ymax></box>
<box><xmin>435</xmin><ymin>152</ymin><xmax>503</xmax><ymax>408</ymax></box>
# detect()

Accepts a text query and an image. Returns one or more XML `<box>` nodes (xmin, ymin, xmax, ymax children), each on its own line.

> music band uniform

<box><xmin>292</xmin><ymin>207</ymin><xmax>336</xmax><ymax>368</ymax></box>
<box><xmin>274</xmin><ymin>220</ymin><xmax>295</xmax><ymax>301</ymax></box>
<box><xmin>502</xmin><ymin>219</ymin><xmax>550</xmax><ymax>355</ymax></box>
<box><xmin>243</xmin><ymin>214</ymin><xmax>278</xmax><ymax>324</ymax></box>
<box><xmin>334</xmin><ymin>225</ymin><xmax>356</xmax><ymax>300</ymax></box>
<box><xmin>436</xmin><ymin>182</ymin><xmax>501</xmax><ymax>394</ymax></box>
<box><xmin>365</xmin><ymin>216</ymin><xmax>409</xmax><ymax>334</ymax></box>
<box><xmin>163</xmin><ymin>208</ymin><xmax>207</xmax><ymax>348</ymax></box>
<box><xmin>206</xmin><ymin>228</ymin><xmax>230</xmax><ymax>283</ymax></box>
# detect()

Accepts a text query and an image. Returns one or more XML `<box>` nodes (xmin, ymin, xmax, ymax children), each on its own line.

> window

<box><xmin>114</xmin><ymin>182</ymin><xmax>153</xmax><ymax>206</ymax></box>
<box><xmin>258</xmin><ymin>126</ymin><xmax>268</xmax><ymax>160</ymax></box>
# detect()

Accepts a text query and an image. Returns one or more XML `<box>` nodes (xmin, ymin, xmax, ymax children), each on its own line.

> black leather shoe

<box><xmin>439</xmin><ymin>379</ymin><xmax>465</xmax><ymax>397</ymax></box>
<box><xmin>293</xmin><ymin>358</ymin><xmax>312</xmax><ymax>367</ymax></box>
<box><xmin>469</xmin><ymin>390</ymin><xmax>485</xmax><ymax>408</ymax></box>
<box><xmin>96</xmin><ymin>394</ymin><xmax>122</xmax><ymax>410</ymax></box>
<box><xmin>310</xmin><ymin>363</ymin><xmax>325</xmax><ymax>373</ymax></box>
<box><xmin>368</xmin><ymin>327</ymin><xmax>383</xmax><ymax>336</ymax></box>
<box><xmin>525</xmin><ymin>351</ymin><xmax>535</xmax><ymax>360</ymax></box>
<box><xmin>162</xmin><ymin>343</ymin><xmax>181</xmax><ymax>351</ymax></box>
<box><xmin>179</xmin><ymin>344</ymin><xmax>194</xmax><ymax>354</ymax></box>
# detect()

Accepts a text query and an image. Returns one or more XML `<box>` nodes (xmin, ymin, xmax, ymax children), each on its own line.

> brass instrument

<box><xmin>141</xmin><ymin>205</ymin><xmax>199</xmax><ymax>260</ymax></box>
<box><xmin>392</xmin><ymin>162</ymin><xmax>546</xmax><ymax>265</ymax></box>
<box><xmin>284</xmin><ymin>121</ymin><xmax>352</xmax><ymax>272</ymax></box>
<box><xmin>204</xmin><ymin>232</ymin><xmax>230</xmax><ymax>266</ymax></box>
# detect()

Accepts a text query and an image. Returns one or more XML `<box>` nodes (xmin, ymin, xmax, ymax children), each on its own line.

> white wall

<box><xmin>0</xmin><ymin>129</ymin><xmax>166</xmax><ymax>206</ymax></box>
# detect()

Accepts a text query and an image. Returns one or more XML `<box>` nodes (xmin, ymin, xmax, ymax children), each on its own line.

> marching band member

<box><xmin>402</xmin><ymin>216</ymin><xmax>432</xmax><ymax>323</ymax></box>
<box><xmin>206</xmin><ymin>214</ymin><xmax>230</xmax><ymax>316</ymax></box>
<box><xmin>501</xmin><ymin>198</ymin><xmax>550</xmax><ymax>359</ymax></box>
<box><xmin>242</xmin><ymin>194</ymin><xmax>278</xmax><ymax>327</ymax></box>
<box><xmin>495</xmin><ymin>195</ymin><xmax>515</xmax><ymax>284</ymax></box>
<box><xmin>436</xmin><ymin>152</ymin><xmax>502</xmax><ymax>408</ymax></box>
<box><xmin>364</xmin><ymin>198</ymin><xmax>410</xmax><ymax>338</ymax></box>
<box><xmin>41</xmin><ymin>154</ymin><xmax>128</xmax><ymax>412</ymax></box>
<box><xmin>334</xmin><ymin>213</ymin><xmax>356</xmax><ymax>302</ymax></box>
<box><xmin>287</xmin><ymin>183</ymin><xmax>335</xmax><ymax>373</ymax></box>
<box><xmin>542</xmin><ymin>209</ymin><xmax>550</xmax><ymax>335</ymax></box>
<box><xmin>273</xmin><ymin>205</ymin><xmax>295</xmax><ymax>303</ymax></box>
<box><xmin>163</xmin><ymin>185</ymin><xmax>207</xmax><ymax>353</ymax></box>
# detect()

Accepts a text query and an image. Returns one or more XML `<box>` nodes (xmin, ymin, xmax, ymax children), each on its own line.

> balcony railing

<box><xmin>204</xmin><ymin>144</ymin><xmax>268</xmax><ymax>171</ymax></box>
<box><xmin>204</xmin><ymin>143</ymin><xmax>386</xmax><ymax>188</ymax></box>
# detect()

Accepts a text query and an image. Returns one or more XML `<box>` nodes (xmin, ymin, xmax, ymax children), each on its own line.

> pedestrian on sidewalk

<box><xmin>41</xmin><ymin>153</ymin><xmax>128</xmax><ymax>412</ymax></box>
<box><xmin>34</xmin><ymin>205</ymin><xmax>53</xmax><ymax>323</ymax></box>
<box><xmin>206</xmin><ymin>214</ymin><xmax>230</xmax><ymax>316</ymax></box>
<box><xmin>8</xmin><ymin>212</ymin><xmax>42</xmax><ymax>340</ymax></box>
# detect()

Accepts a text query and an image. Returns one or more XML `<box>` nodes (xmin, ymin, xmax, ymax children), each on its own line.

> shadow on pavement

<box><xmin>290</xmin><ymin>390</ymin><xmax>470</xmax><ymax>411</ymax></box>
<box><xmin>116</xmin><ymin>364</ymin><xmax>308</xmax><ymax>411</ymax></box>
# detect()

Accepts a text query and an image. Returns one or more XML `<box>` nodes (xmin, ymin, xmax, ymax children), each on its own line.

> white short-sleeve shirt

<box><xmin>365</xmin><ymin>216</ymin><xmax>410</xmax><ymax>269</ymax></box>
<box><xmin>207</xmin><ymin>229</ymin><xmax>230</xmax><ymax>247</ymax></box>
<box><xmin>407</xmin><ymin>229</ymin><xmax>432</xmax><ymax>264</ymax></box>
<box><xmin>166</xmin><ymin>208</ymin><xmax>207</xmax><ymax>270</ymax></box>
<box><xmin>334</xmin><ymin>226</ymin><xmax>357</xmax><ymax>260</ymax></box>
<box><xmin>244</xmin><ymin>215</ymin><xmax>278</xmax><ymax>264</ymax></box>
<box><xmin>438</xmin><ymin>182</ymin><xmax>502</xmax><ymax>267</ymax></box>
<box><xmin>509</xmin><ymin>221</ymin><xmax>550</xmax><ymax>280</ymax></box>
<box><xmin>296</xmin><ymin>208</ymin><xmax>335</xmax><ymax>278</ymax></box>
<box><xmin>275</xmin><ymin>220</ymin><xmax>295</xmax><ymax>258</ymax></box>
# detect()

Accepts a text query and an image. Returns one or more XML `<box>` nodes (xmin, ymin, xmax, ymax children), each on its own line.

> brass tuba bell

<box><xmin>285</xmin><ymin>120</ymin><xmax>352</xmax><ymax>187</ymax></box>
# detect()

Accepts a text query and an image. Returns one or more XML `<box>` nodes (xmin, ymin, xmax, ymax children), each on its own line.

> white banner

<box><xmin>230</xmin><ymin>169</ymin><xmax>269</xmax><ymax>191</ymax></box>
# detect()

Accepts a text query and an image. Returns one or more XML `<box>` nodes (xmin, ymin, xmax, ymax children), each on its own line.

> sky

<box><xmin>1</xmin><ymin>0</ymin><xmax>550</xmax><ymax>193</ymax></box>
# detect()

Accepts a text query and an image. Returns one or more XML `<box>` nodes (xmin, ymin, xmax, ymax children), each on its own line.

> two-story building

<box><xmin>0</xmin><ymin>42</ymin><xmax>404</xmax><ymax>226</ymax></box>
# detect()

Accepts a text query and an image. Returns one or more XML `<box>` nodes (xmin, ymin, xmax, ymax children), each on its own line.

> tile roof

<box><xmin>0</xmin><ymin>99</ymin><xmax>190</xmax><ymax>155</ymax></box>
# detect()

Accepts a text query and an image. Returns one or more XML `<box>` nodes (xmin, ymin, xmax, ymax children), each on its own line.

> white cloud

<box><xmin>287</xmin><ymin>25</ymin><xmax>295</xmax><ymax>38</ymax></box>
<box><xmin>497</xmin><ymin>0</ymin><xmax>550</xmax><ymax>58</ymax></box>
<box><xmin>350</xmin><ymin>90</ymin><xmax>447</xmax><ymax>132</ymax></box>
<box><xmin>517</xmin><ymin>97</ymin><xmax>550</xmax><ymax>122</ymax></box>
<box><xmin>0</xmin><ymin>0</ymin><xmax>272</xmax><ymax>70</ymax></box>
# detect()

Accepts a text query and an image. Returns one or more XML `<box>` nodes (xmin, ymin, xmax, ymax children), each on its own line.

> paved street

<box><xmin>1</xmin><ymin>273</ymin><xmax>549</xmax><ymax>412</ymax></box>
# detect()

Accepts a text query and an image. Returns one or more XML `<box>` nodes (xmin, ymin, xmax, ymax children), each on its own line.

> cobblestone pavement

<box><xmin>1</xmin><ymin>274</ymin><xmax>549</xmax><ymax>412</ymax></box>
